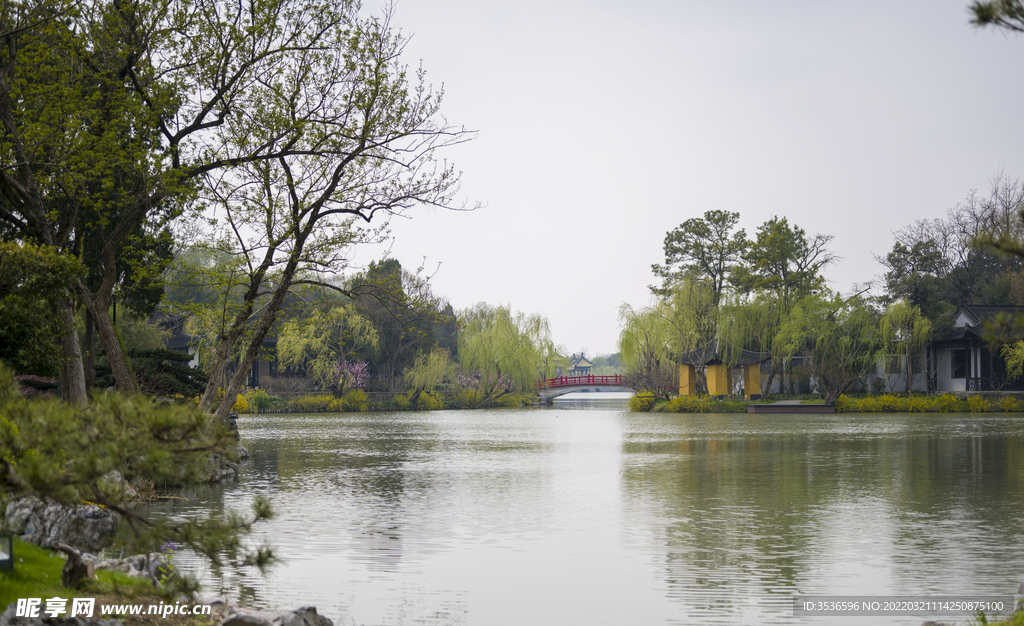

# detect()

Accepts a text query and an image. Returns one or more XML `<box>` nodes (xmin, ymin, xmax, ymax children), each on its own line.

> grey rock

<box><xmin>0</xmin><ymin>604</ymin><xmax>122</xmax><ymax>626</ymax></box>
<box><xmin>96</xmin><ymin>552</ymin><xmax>169</xmax><ymax>582</ymax></box>
<box><xmin>5</xmin><ymin>498</ymin><xmax>118</xmax><ymax>552</ymax></box>
<box><xmin>220</xmin><ymin>606</ymin><xmax>332</xmax><ymax>626</ymax></box>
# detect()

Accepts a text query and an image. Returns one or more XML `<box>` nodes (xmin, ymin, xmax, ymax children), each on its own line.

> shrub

<box><xmin>665</xmin><ymin>395</ymin><xmax>712</xmax><ymax>413</ymax></box>
<box><xmin>491</xmin><ymin>392</ymin><xmax>526</xmax><ymax>407</ymax></box>
<box><xmin>907</xmin><ymin>395</ymin><xmax>931</xmax><ymax>413</ymax></box>
<box><xmin>340</xmin><ymin>389</ymin><xmax>369</xmax><ymax>412</ymax></box>
<box><xmin>966</xmin><ymin>394</ymin><xmax>990</xmax><ymax>413</ymax></box>
<box><xmin>450</xmin><ymin>387</ymin><xmax>479</xmax><ymax>409</ymax></box>
<box><xmin>834</xmin><ymin>395</ymin><xmax>850</xmax><ymax>412</ymax></box>
<box><xmin>232</xmin><ymin>393</ymin><xmax>250</xmax><ymax>414</ymax></box>
<box><xmin>290</xmin><ymin>393</ymin><xmax>334</xmax><ymax>412</ymax></box>
<box><xmin>416</xmin><ymin>392</ymin><xmax>443</xmax><ymax>411</ymax></box>
<box><xmin>878</xmin><ymin>394</ymin><xmax>901</xmax><ymax>412</ymax></box>
<box><xmin>999</xmin><ymin>396</ymin><xmax>1022</xmax><ymax>412</ymax></box>
<box><xmin>394</xmin><ymin>394</ymin><xmax>411</xmax><ymax>410</ymax></box>
<box><xmin>629</xmin><ymin>393</ymin><xmax>657</xmax><ymax>412</ymax></box>
<box><xmin>934</xmin><ymin>394</ymin><xmax>963</xmax><ymax>413</ymax></box>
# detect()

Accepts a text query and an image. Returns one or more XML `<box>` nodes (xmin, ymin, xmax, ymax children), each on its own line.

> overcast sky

<box><xmin>354</xmin><ymin>0</ymin><xmax>1024</xmax><ymax>356</ymax></box>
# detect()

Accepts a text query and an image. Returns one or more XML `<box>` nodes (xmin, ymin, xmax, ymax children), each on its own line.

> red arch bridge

<box><xmin>535</xmin><ymin>375</ymin><xmax>633</xmax><ymax>402</ymax></box>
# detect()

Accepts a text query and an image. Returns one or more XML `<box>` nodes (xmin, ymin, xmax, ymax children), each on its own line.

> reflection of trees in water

<box><xmin>621</xmin><ymin>420</ymin><xmax>1024</xmax><ymax>615</ymax></box>
<box><xmin>255</xmin><ymin>413</ymin><xmax>551</xmax><ymax>574</ymax></box>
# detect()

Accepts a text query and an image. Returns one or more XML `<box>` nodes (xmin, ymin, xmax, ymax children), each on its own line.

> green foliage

<box><xmin>0</xmin><ymin>243</ymin><xmax>84</xmax><ymax>375</ymax></box>
<box><xmin>881</xmin><ymin>176</ymin><xmax>1024</xmax><ymax>338</ymax></box>
<box><xmin>0</xmin><ymin>366</ymin><xmax>274</xmax><ymax>592</ymax></box>
<box><xmin>1003</xmin><ymin>341</ymin><xmax>1024</xmax><ymax>380</ymax></box>
<box><xmin>834</xmin><ymin>393</ymin><xmax>1024</xmax><ymax>413</ymax></box>
<box><xmin>629</xmin><ymin>393</ymin><xmax>658</xmax><ymax>412</ymax></box>
<box><xmin>618</xmin><ymin>302</ymin><xmax>677</xmax><ymax>396</ymax></box>
<box><xmin>970</xmin><ymin>0</ymin><xmax>1024</xmax><ymax>33</ymax></box>
<box><xmin>334</xmin><ymin>389</ymin><xmax>369</xmax><ymax>412</ymax></box>
<box><xmin>651</xmin><ymin>210</ymin><xmax>747</xmax><ymax>303</ymax></box>
<box><xmin>235</xmin><ymin>389</ymin><xmax>275</xmax><ymax>414</ymax></box>
<box><xmin>97</xmin><ymin>349</ymin><xmax>207</xmax><ymax>397</ymax></box>
<box><xmin>1001</xmin><ymin>395</ymin><xmax>1023</xmax><ymax>411</ymax></box>
<box><xmin>290</xmin><ymin>394</ymin><xmax>336</xmax><ymax>413</ymax></box>
<box><xmin>664</xmin><ymin>395</ymin><xmax>714</xmax><ymax>413</ymax></box>
<box><xmin>775</xmin><ymin>293</ymin><xmax>881</xmax><ymax>404</ymax></box>
<box><xmin>458</xmin><ymin>303</ymin><xmax>561</xmax><ymax>397</ymax></box>
<box><xmin>731</xmin><ymin>216</ymin><xmax>835</xmax><ymax>308</ymax></box>
<box><xmin>415</xmin><ymin>392</ymin><xmax>444</xmax><ymax>411</ymax></box>
<box><xmin>276</xmin><ymin>305</ymin><xmax>379</xmax><ymax>392</ymax></box>
<box><xmin>404</xmin><ymin>348</ymin><xmax>456</xmax><ymax>398</ymax></box>
<box><xmin>967</xmin><ymin>394</ymin><xmax>989</xmax><ymax>412</ymax></box>
<box><xmin>880</xmin><ymin>301</ymin><xmax>933</xmax><ymax>392</ymax></box>
<box><xmin>0</xmin><ymin>537</ymin><xmax>158</xmax><ymax>607</ymax></box>
<box><xmin>350</xmin><ymin>259</ymin><xmax>448</xmax><ymax>388</ymax></box>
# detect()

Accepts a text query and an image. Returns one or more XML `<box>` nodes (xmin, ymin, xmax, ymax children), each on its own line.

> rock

<box><xmin>220</xmin><ymin>606</ymin><xmax>332</xmax><ymax>626</ymax></box>
<box><xmin>0</xmin><ymin>604</ymin><xmax>122</xmax><ymax>626</ymax></box>
<box><xmin>96</xmin><ymin>553</ymin><xmax>169</xmax><ymax>582</ymax></box>
<box><xmin>5</xmin><ymin>498</ymin><xmax>118</xmax><ymax>552</ymax></box>
<box><xmin>226</xmin><ymin>412</ymin><xmax>240</xmax><ymax>439</ymax></box>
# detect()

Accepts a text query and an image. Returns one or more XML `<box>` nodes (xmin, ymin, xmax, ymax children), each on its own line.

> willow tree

<box><xmin>775</xmin><ymin>293</ymin><xmax>881</xmax><ymax>404</ymax></box>
<box><xmin>276</xmin><ymin>305</ymin><xmax>379</xmax><ymax>394</ymax></box>
<box><xmin>617</xmin><ymin>301</ymin><xmax>676</xmax><ymax>397</ymax></box>
<box><xmin>404</xmin><ymin>347</ymin><xmax>456</xmax><ymax>402</ymax></box>
<box><xmin>881</xmin><ymin>301</ymin><xmax>933</xmax><ymax>393</ymax></box>
<box><xmin>717</xmin><ymin>293</ymin><xmax>785</xmax><ymax>395</ymax></box>
<box><xmin>457</xmin><ymin>304</ymin><xmax>559</xmax><ymax>406</ymax></box>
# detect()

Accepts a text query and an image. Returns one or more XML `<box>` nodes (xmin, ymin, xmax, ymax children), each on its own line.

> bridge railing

<box><xmin>536</xmin><ymin>375</ymin><xmax>624</xmax><ymax>389</ymax></box>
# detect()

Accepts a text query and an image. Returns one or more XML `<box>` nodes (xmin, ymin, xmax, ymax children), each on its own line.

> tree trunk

<box><xmin>54</xmin><ymin>543</ymin><xmax>94</xmax><ymax>588</ymax></box>
<box><xmin>215</xmin><ymin>302</ymin><xmax>284</xmax><ymax>421</ymax></box>
<box><xmin>213</xmin><ymin>249</ymin><xmax>305</xmax><ymax>421</ymax></box>
<box><xmin>762</xmin><ymin>361</ymin><xmax>780</xmax><ymax>398</ymax></box>
<box><xmin>85</xmin><ymin>309</ymin><xmax>95</xmax><ymax>389</ymax></box>
<box><xmin>198</xmin><ymin>341</ymin><xmax>233</xmax><ymax>413</ymax></box>
<box><xmin>57</xmin><ymin>295</ymin><xmax>88</xmax><ymax>405</ymax></box>
<box><xmin>79</xmin><ymin>286</ymin><xmax>138</xmax><ymax>394</ymax></box>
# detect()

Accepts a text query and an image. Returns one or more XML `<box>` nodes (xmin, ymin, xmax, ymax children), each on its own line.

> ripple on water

<box><xmin>129</xmin><ymin>409</ymin><xmax>1024</xmax><ymax>626</ymax></box>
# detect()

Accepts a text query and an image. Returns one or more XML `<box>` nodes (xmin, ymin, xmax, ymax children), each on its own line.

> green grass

<box><xmin>0</xmin><ymin>537</ymin><xmax>155</xmax><ymax>612</ymax></box>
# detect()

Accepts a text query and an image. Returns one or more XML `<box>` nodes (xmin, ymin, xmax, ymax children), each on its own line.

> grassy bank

<box><xmin>231</xmin><ymin>388</ymin><xmax>536</xmax><ymax>414</ymax></box>
<box><xmin>835</xmin><ymin>393</ymin><xmax>1022</xmax><ymax>413</ymax></box>
<box><xmin>629</xmin><ymin>391</ymin><xmax>1024</xmax><ymax>413</ymax></box>
<box><xmin>0</xmin><ymin>537</ymin><xmax>158</xmax><ymax>612</ymax></box>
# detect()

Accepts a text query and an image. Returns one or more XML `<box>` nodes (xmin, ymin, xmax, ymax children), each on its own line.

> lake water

<box><xmin>150</xmin><ymin>400</ymin><xmax>1024</xmax><ymax>625</ymax></box>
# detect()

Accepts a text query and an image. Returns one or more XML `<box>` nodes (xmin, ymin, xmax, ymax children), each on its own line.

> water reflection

<box><xmin>137</xmin><ymin>409</ymin><xmax>1024</xmax><ymax>626</ymax></box>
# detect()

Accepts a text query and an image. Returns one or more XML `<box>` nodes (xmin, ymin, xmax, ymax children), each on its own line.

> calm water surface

<box><xmin>152</xmin><ymin>400</ymin><xmax>1024</xmax><ymax>625</ymax></box>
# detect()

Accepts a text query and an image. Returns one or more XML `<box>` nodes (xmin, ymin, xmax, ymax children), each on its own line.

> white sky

<box><xmin>354</xmin><ymin>0</ymin><xmax>1024</xmax><ymax>356</ymax></box>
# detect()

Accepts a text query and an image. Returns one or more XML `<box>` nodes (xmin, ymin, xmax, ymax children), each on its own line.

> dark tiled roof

<box><xmin>674</xmin><ymin>341</ymin><xmax>770</xmax><ymax>367</ymax></box>
<box><xmin>959</xmin><ymin>305</ymin><xmax>1024</xmax><ymax>327</ymax></box>
<box><xmin>931</xmin><ymin>325</ymin><xmax>983</xmax><ymax>345</ymax></box>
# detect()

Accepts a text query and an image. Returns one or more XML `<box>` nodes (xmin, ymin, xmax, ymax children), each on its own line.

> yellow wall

<box><xmin>706</xmin><ymin>364</ymin><xmax>729</xmax><ymax>396</ymax></box>
<box><xmin>679</xmin><ymin>364</ymin><xmax>696</xmax><ymax>396</ymax></box>
<box><xmin>744</xmin><ymin>364</ymin><xmax>761</xmax><ymax>399</ymax></box>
